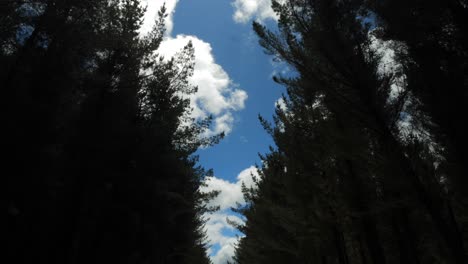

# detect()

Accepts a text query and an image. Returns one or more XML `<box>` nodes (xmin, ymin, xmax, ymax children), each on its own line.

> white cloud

<box><xmin>142</xmin><ymin>1</ymin><xmax>248</xmax><ymax>136</ymax></box>
<box><xmin>205</xmin><ymin>212</ymin><xmax>243</xmax><ymax>249</ymax></box>
<box><xmin>232</xmin><ymin>0</ymin><xmax>286</xmax><ymax>23</ymax></box>
<box><xmin>211</xmin><ymin>239</ymin><xmax>239</xmax><ymax>264</ymax></box>
<box><xmin>201</xmin><ymin>166</ymin><xmax>259</xmax><ymax>210</ymax></box>
<box><xmin>237</xmin><ymin>166</ymin><xmax>259</xmax><ymax>189</ymax></box>
<box><xmin>212</xmin><ymin>113</ymin><xmax>235</xmax><ymax>136</ymax></box>
<box><xmin>202</xmin><ymin>176</ymin><xmax>243</xmax><ymax>211</ymax></box>
<box><xmin>270</xmin><ymin>58</ymin><xmax>293</xmax><ymax>79</ymax></box>
<box><xmin>158</xmin><ymin>35</ymin><xmax>248</xmax><ymax>135</ymax></box>
<box><xmin>369</xmin><ymin>35</ymin><xmax>401</xmax><ymax>76</ymax></box>
<box><xmin>369</xmin><ymin>34</ymin><xmax>407</xmax><ymax>102</ymax></box>
<box><xmin>200</xmin><ymin>166</ymin><xmax>260</xmax><ymax>263</ymax></box>
<box><xmin>275</xmin><ymin>97</ymin><xmax>287</xmax><ymax>112</ymax></box>
<box><xmin>141</xmin><ymin>0</ymin><xmax>178</xmax><ymax>35</ymax></box>
<box><xmin>142</xmin><ymin>2</ymin><xmax>252</xmax><ymax>262</ymax></box>
<box><xmin>369</xmin><ymin>34</ymin><xmax>439</xmax><ymax>153</ymax></box>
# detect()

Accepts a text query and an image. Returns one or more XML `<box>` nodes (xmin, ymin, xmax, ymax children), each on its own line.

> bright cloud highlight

<box><xmin>142</xmin><ymin>2</ymin><xmax>255</xmax><ymax>262</ymax></box>
<box><xmin>232</xmin><ymin>0</ymin><xmax>285</xmax><ymax>23</ymax></box>
<box><xmin>141</xmin><ymin>0</ymin><xmax>178</xmax><ymax>35</ymax></box>
<box><xmin>143</xmin><ymin>0</ymin><xmax>247</xmax><ymax>136</ymax></box>
<box><xmin>200</xmin><ymin>166</ymin><xmax>260</xmax><ymax>264</ymax></box>
<box><xmin>158</xmin><ymin>35</ymin><xmax>248</xmax><ymax>135</ymax></box>
<box><xmin>201</xmin><ymin>166</ymin><xmax>259</xmax><ymax>210</ymax></box>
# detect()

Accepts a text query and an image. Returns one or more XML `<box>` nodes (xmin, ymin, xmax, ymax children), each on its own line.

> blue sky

<box><xmin>142</xmin><ymin>1</ymin><xmax>286</xmax><ymax>263</ymax></box>
<box><xmin>171</xmin><ymin>1</ymin><xmax>281</xmax><ymax>181</ymax></box>
<box><xmin>142</xmin><ymin>2</ymin><xmax>394</xmax><ymax>263</ymax></box>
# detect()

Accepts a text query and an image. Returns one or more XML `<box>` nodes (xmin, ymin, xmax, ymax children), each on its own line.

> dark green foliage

<box><xmin>368</xmin><ymin>0</ymin><xmax>468</xmax><ymax>246</ymax></box>
<box><xmin>4</xmin><ymin>1</ymin><xmax>215</xmax><ymax>263</ymax></box>
<box><xmin>235</xmin><ymin>1</ymin><xmax>467</xmax><ymax>264</ymax></box>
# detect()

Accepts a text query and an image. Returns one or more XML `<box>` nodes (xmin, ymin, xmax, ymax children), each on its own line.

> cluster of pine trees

<box><xmin>3</xmin><ymin>1</ymin><xmax>219</xmax><ymax>263</ymax></box>
<box><xmin>235</xmin><ymin>0</ymin><xmax>467</xmax><ymax>264</ymax></box>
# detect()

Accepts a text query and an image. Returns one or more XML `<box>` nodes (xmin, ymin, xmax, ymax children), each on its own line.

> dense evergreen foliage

<box><xmin>4</xmin><ymin>1</ymin><xmax>468</xmax><ymax>263</ymax></box>
<box><xmin>3</xmin><ymin>1</ymin><xmax>218</xmax><ymax>263</ymax></box>
<box><xmin>234</xmin><ymin>1</ymin><xmax>467</xmax><ymax>264</ymax></box>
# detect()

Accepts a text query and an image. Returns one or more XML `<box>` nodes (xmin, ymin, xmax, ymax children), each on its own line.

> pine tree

<box><xmin>4</xmin><ymin>1</ymin><xmax>216</xmax><ymax>263</ymax></box>
<box><xmin>235</xmin><ymin>1</ymin><xmax>467</xmax><ymax>263</ymax></box>
<box><xmin>367</xmin><ymin>0</ymin><xmax>468</xmax><ymax>254</ymax></box>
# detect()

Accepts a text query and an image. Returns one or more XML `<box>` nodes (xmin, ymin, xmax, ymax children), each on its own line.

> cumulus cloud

<box><xmin>205</xmin><ymin>212</ymin><xmax>242</xmax><ymax>260</ymax></box>
<box><xmin>200</xmin><ymin>166</ymin><xmax>260</xmax><ymax>264</ymax></box>
<box><xmin>237</xmin><ymin>165</ymin><xmax>260</xmax><ymax>189</ymax></box>
<box><xmin>158</xmin><ymin>35</ymin><xmax>248</xmax><ymax>135</ymax></box>
<box><xmin>142</xmin><ymin>2</ymin><xmax>252</xmax><ymax>262</ymax></box>
<box><xmin>141</xmin><ymin>0</ymin><xmax>178</xmax><ymax>35</ymax></box>
<box><xmin>211</xmin><ymin>238</ymin><xmax>239</xmax><ymax>264</ymax></box>
<box><xmin>212</xmin><ymin>112</ymin><xmax>236</xmax><ymax>136</ymax></box>
<box><xmin>142</xmin><ymin>1</ymin><xmax>248</xmax><ymax>136</ymax></box>
<box><xmin>202</xmin><ymin>176</ymin><xmax>243</xmax><ymax>211</ymax></box>
<box><xmin>232</xmin><ymin>0</ymin><xmax>285</xmax><ymax>23</ymax></box>
<box><xmin>201</xmin><ymin>166</ymin><xmax>259</xmax><ymax>210</ymax></box>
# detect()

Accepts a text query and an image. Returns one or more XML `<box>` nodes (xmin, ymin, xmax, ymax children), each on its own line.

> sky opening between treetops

<box><xmin>141</xmin><ymin>1</ymin><xmax>287</xmax><ymax>263</ymax></box>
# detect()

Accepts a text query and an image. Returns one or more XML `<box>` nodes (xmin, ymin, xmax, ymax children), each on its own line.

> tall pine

<box><xmin>235</xmin><ymin>1</ymin><xmax>467</xmax><ymax>263</ymax></box>
<box><xmin>4</xmin><ymin>1</ymin><xmax>216</xmax><ymax>263</ymax></box>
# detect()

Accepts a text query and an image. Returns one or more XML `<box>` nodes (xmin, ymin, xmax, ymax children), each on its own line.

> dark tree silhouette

<box><xmin>4</xmin><ymin>1</ymin><xmax>217</xmax><ymax>263</ymax></box>
<box><xmin>234</xmin><ymin>1</ymin><xmax>467</xmax><ymax>264</ymax></box>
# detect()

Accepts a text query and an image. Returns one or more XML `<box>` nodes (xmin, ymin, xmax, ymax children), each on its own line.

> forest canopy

<box><xmin>3</xmin><ymin>1</ymin><xmax>218</xmax><ymax>263</ymax></box>
<box><xmin>234</xmin><ymin>0</ymin><xmax>468</xmax><ymax>264</ymax></box>
<box><xmin>3</xmin><ymin>0</ymin><xmax>468</xmax><ymax>264</ymax></box>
